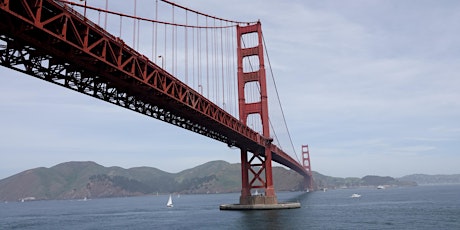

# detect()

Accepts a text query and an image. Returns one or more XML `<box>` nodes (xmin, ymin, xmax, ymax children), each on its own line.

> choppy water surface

<box><xmin>1</xmin><ymin>185</ymin><xmax>459</xmax><ymax>229</ymax></box>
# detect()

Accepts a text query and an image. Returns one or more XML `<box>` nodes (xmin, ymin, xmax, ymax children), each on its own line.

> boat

<box><xmin>351</xmin><ymin>193</ymin><xmax>361</xmax><ymax>198</ymax></box>
<box><xmin>377</xmin><ymin>185</ymin><xmax>385</xmax><ymax>189</ymax></box>
<box><xmin>166</xmin><ymin>194</ymin><xmax>173</xmax><ymax>208</ymax></box>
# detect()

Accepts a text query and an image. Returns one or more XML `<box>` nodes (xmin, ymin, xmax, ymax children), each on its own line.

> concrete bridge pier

<box><xmin>219</xmin><ymin>148</ymin><xmax>300</xmax><ymax>210</ymax></box>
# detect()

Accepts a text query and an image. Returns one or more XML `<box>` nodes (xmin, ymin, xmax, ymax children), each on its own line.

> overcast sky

<box><xmin>1</xmin><ymin>0</ymin><xmax>459</xmax><ymax>179</ymax></box>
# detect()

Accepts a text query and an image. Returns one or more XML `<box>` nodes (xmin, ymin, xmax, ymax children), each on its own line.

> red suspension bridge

<box><xmin>0</xmin><ymin>0</ymin><xmax>313</xmax><ymax>208</ymax></box>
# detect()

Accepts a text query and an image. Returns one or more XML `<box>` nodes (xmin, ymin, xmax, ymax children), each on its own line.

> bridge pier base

<box><xmin>239</xmin><ymin>194</ymin><xmax>277</xmax><ymax>205</ymax></box>
<box><xmin>219</xmin><ymin>199</ymin><xmax>300</xmax><ymax>210</ymax></box>
<box><xmin>220</xmin><ymin>147</ymin><xmax>300</xmax><ymax>210</ymax></box>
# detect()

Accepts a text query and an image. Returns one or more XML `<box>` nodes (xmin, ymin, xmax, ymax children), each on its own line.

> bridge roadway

<box><xmin>0</xmin><ymin>0</ymin><xmax>310</xmax><ymax>178</ymax></box>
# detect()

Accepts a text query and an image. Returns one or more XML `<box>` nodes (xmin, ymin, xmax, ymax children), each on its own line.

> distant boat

<box><xmin>377</xmin><ymin>185</ymin><xmax>385</xmax><ymax>189</ymax></box>
<box><xmin>166</xmin><ymin>194</ymin><xmax>173</xmax><ymax>208</ymax></box>
<box><xmin>351</xmin><ymin>193</ymin><xmax>361</xmax><ymax>198</ymax></box>
<box><xmin>20</xmin><ymin>197</ymin><xmax>36</xmax><ymax>202</ymax></box>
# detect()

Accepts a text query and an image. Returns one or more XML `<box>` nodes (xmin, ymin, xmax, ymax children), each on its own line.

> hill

<box><xmin>399</xmin><ymin>174</ymin><xmax>460</xmax><ymax>185</ymax></box>
<box><xmin>312</xmin><ymin>173</ymin><xmax>416</xmax><ymax>189</ymax></box>
<box><xmin>0</xmin><ymin>161</ymin><xmax>422</xmax><ymax>202</ymax></box>
<box><xmin>0</xmin><ymin>161</ymin><xmax>305</xmax><ymax>201</ymax></box>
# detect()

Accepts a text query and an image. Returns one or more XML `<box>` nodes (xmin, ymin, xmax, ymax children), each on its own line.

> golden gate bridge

<box><xmin>0</xmin><ymin>0</ymin><xmax>312</xmax><ymax>209</ymax></box>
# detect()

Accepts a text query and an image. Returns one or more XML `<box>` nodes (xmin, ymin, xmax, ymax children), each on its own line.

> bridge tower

<box><xmin>237</xmin><ymin>22</ymin><xmax>277</xmax><ymax>205</ymax></box>
<box><xmin>302</xmin><ymin>145</ymin><xmax>314</xmax><ymax>191</ymax></box>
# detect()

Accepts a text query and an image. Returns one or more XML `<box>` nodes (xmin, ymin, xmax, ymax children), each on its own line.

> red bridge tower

<box><xmin>302</xmin><ymin>145</ymin><xmax>314</xmax><ymax>191</ymax></box>
<box><xmin>237</xmin><ymin>22</ymin><xmax>277</xmax><ymax>205</ymax></box>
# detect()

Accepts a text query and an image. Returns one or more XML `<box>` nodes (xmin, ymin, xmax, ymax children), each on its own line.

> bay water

<box><xmin>1</xmin><ymin>185</ymin><xmax>459</xmax><ymax>229</ymax></box>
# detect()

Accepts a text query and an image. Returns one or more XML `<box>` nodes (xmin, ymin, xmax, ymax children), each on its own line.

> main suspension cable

<box><xmin>58</xmin><ymin>0</ymin><xmax>256</xmax><ymax>28</ymax></box>
<box><xmin>262</xmin><ymin>33</ymin><xmax>301</xmax><ymax>163</ymax></box>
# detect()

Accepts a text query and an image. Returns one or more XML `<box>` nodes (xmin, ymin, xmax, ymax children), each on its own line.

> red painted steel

<box><xmin>0</xmin><ymin>0</ymin><xmax>260</xmax><ymax>150</ymax></box>
<box><xmin>237</xmin><ymin>22</ymin><xmax>276</xmax><ymax>204</ymax></box>
<box><xmin>302</xmin><ymin>145</ymin><xmax>314</xmax><ymax>190</ymax></box>
<box><xmin>0</xmin><ymin>0</ymin><xmax>312</xmax><ymax>197</ymax></box>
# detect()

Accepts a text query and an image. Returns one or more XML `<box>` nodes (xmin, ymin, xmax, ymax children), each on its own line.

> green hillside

<box><xmin>0</xmin><ymin>160</ymin><xmax>423</xmax><ymax>202</ymax></box>
<box><xmin>0</xmin><ymin>160</ymin><xmax>304</xmax><ymax>201</ymax></box>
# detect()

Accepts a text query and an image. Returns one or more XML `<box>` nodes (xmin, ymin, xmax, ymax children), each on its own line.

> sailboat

<box><xmin>166</xmin><ymin>194</ymin><xmax>173</xmax><ymax>208</ymax></box>
<box><xmin>351</xmin><ymin>193</ymin><xmax>361</xmax><ymax>198</ymax></box>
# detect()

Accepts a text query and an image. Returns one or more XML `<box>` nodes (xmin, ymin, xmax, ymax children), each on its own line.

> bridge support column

<box><xmin>263</xmin><ymin>146</ymin><xmax>276</xmax><ymax>200</ymax></box>
<box><xmin>235</xmin><ymin>21</ymin><xmax>280</xmax><ymax>206</ymax></box>
<box><xmin>239</xmin><ymin>148</ymin><xmax>251</xmax><ymax>202</ymax></box>
<box><xmin>302</xmin><ymin>145</ymin><xmax>314</xmax><ymax>191</ymax></box>
<box><xmin>239</xmin><ymin>146</ymin><xmax>277</xmax><ymax>205</ymax></box>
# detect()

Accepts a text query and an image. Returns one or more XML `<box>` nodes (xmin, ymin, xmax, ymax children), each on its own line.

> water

<box><xmin>1</xmin><ymin>185</ymin><xmax>459</xmax><ymax>229</ymax></box>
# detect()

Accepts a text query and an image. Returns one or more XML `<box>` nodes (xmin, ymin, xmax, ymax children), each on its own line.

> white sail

<box><xmin>167</xmin><ymin>194</ymin><xmax>173</xmax><ymax>207</ymax></box>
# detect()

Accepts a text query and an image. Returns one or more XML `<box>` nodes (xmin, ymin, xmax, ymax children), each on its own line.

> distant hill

<box><xmin>0</xmin><ymin>161</ymin><xmax>305</xmax><ymax>202</ymax></box>
<box><xmin>311</xmin><ymin>173</ymin><xmax>416</xmax><ymax>189</ymax></box>
<box><xmin>0</xmin><ymin>160</ymin><xmax>428</xmax><ymax>202</ymax></box>
<box><xmin>399</xmin><ymin>174</ymin><xmax>460</xmax><ymax>185</ymax></box>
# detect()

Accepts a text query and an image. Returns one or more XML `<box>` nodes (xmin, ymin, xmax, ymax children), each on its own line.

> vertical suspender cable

<box><xmin>232</xmin><ymin>26</ymin><xmax>237</xmax><ymax>117</ymax></box>
<box><xmin>206</xmin><ymin>17</ymin><xmax>209</xmax><ymax>98</ymax></box>
<box><xmin>226</xmin><ymin>24</ymin><xmax>232</xmax><ymax>115</ymax></box>
<box><xmin>215</xmin><ymin>19</ymin><xmax>219</xmax><ymax>104</ymax></box>
<box><xmin>192</xmin><ymin>14</ymin><xmax>195</xmax><ymax>89</ymax></box>
<box><xmin>104</xmin><ymin>0</ymin><xmax>108</xmax><ymax>30</ymax></box>
<box><xmin>213</xmin><ymin>19</ymin><xmax>217</xmax><ymax>103</ymax></box>
<box><xmin>171</xmin><ymin>5</ymin><xmax>175</xmax><ymax>76</ymax></box>
<box><xmin>185</xmin><ymin>11</ymin><xmax>188</xmax><ymax>84</ymax></box>
<box><xmin>220</xmin><ymin>22</ymin><xmax>225</xmax><ymax>109</ymax></box>
<box><xmin>133</xmin><ymin>0</ymin><xmax>136</xmax><ymax>49</ymax></box>
<box><xmin>174</xmin><ymin>7</ymin><xmax>178</xmax><ymax>77</ymax></box>
<box><xmin>138</xmin><ymin>6</ymin><xmax>141</xmax><ymax>52</ymax></box>
<box><xmin>164</xmin><ymin>23</ymin><xmax>167</xmax><ymax>70</ymax></box>
<box><xmin>154</xmin><ymin>0</ymin><xmax>158</xmax><ymax>63</ymax></box>
<box><xmin>197</xmin><ymin>15</ymin><xmax>201</xmax><ymax>94</ymax></box>
<box><xmin>137</xmin><ymin>19</ymin><xmax>140</xmax><ymax>51</ymax></box>
<box><xmin>119</xmin><ymin>15</ymin><xmax>122</xmax><ymax>37</ymax></box>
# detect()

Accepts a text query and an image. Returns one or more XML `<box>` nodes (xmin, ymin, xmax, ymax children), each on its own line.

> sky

<box><xmin>1</xmin><ymin>0</ymin><xmax>460</xmax><ymax>179</ymax></box>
